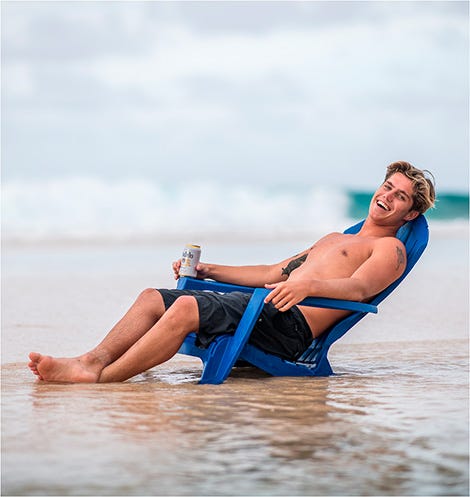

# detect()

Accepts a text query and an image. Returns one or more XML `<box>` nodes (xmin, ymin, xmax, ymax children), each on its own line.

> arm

<box><xmin>265</xmin><ymin>238</ymin><xmax>407</xmax><ymax>311</ymax></box>
<box><xmin>172</xmin><ymin>248</ymin><xmax>313</xmax><ymax>287</ymax></box>
<box><xmin>196</xmin><ymin>262</ymin><xmax>282</xmax><ymax>287</ymax></box>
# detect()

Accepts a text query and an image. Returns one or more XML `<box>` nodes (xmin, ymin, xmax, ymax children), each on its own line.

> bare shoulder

<box><xmin>316</xmin><ymin>231</ymin><xmax>344</xmax><ymax>243</ymax></box>
<box><xmin>372</xmin><ymin>236</ymin><xmax>407</xmax><ymax>271</ymax></box>
<box><xmin>373</xmin><ymin>236</ymin><xmax>406</xmax><ymax>253</ymax></box>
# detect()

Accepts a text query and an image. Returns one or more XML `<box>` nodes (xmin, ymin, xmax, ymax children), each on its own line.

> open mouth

<box><xmin>376</xmin><ymin>199</ymin><xmax>390</xmax><ymax>211</ymax></box>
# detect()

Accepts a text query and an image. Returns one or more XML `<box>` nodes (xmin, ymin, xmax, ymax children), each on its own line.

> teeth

<box><xmin>377</xmin><ymin>200</ymin><xmax>390</xmax><ymax>211</ymax></box>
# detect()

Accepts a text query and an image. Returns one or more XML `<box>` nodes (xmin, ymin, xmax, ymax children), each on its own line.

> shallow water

<box><xmin>2</xmin><ymin>339</ymin><xmax>468</xmax><ymax>496</ymax></box>
<box><xmin>2</xmin><ymin>234</ymin><xmax>469</xmax><ymax>495</ymax></box>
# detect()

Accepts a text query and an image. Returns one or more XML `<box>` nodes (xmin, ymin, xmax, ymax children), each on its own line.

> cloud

<box><xmin>2</xmin><ymin>1</ymin><xmax>468</xmax><ymax>190</ymax></box>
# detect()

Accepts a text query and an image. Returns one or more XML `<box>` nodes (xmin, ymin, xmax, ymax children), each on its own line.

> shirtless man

<box><xmin>28</xmin><ymin>161</ymin><xmax>435</xmax><ymax>383</ymax></box>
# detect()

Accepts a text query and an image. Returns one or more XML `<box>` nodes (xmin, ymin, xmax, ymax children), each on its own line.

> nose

<box><xmin>383</xmin><ymin>190</ymin><xmax>394</xmax><ymax>201</ymax></box>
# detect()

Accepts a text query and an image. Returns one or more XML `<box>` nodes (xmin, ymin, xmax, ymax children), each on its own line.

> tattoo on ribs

<box><xmin>282</xmin><ymin>254</ymin><xmax>307</xmax><ymax>276</ymax></box>
<box><xmin>396</xmin><ymin>246</ymin><xmax>405</xmax><ymax>270</ymax></box>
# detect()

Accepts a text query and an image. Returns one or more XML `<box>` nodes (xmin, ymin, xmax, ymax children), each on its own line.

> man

<box><xmin>28</xmin><ymin>161</ymin><xmax>435</xmax><ymax>383</ymax></box>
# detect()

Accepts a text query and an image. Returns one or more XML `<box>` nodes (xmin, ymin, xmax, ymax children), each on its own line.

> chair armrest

<box><xmin>177</xmin><ymin>277</ymin><xmax>257</xmax><ymax>294</ymax></box>
<box><xmin>298</xmin><ymin>296</ymin><xmax>377</xmax><ymax>314</ymax></box>
<box><xmin>177</xmin><ymin>277</ymin><xmax>378</xmax><ymax>314</ymax></box>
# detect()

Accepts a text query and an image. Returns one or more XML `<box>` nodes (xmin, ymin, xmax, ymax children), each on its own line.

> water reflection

<box><xmin>3</xmin><ymin>344</ymin><xmax>468</xmax><ymax>496</ymax></box>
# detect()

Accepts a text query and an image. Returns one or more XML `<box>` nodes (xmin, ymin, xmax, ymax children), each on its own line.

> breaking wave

<box><xmin>2</xmin><ymin>176</ymin><xmax>468</xmax><ymax>243</ymax></box>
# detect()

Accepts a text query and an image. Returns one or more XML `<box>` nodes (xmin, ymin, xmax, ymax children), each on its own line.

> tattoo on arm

<box><xmin>396</xmin><ymin>246</ymin><xmax>405</xmax><ymax>270</ymax></box>
<box><xmin>282</xmin><ymin>254</ymin><xmax>307</xmax><ymax>276</ymax></box>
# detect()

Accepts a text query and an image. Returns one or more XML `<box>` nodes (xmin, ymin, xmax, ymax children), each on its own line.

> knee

<box><xmin>167</xmin><ymin>296</ymin><xmax>199</xmax><ymax>330</ymax></box>
<box><xmin>172</xmin><ymin>295</ymin><xmax>198</xmax><ymax>315</ymax></box>
<box><xmin>135</xmin><ymin>288</ymin><xmax>164</xmax><ymax>314</ymax></box>
<box><xmin>137</xmin><ymin>288</ymin><xmax>160</xmax><ymax>304</ymax></box>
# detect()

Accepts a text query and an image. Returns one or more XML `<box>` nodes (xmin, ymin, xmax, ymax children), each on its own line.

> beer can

<box><xmin>179</xmin><ymin>244</ymin><xmax>201</xmax><ymax>277</ymax></box>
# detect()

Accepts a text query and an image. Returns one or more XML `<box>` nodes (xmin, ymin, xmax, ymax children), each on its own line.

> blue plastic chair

<box><xmin>176</xmin><ymin>215</ymin><xmax>429</xmax><ymax>384</ymax></box>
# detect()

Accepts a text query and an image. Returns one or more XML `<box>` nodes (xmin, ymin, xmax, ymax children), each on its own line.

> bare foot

<box><xmin>28</xmin><ymin>353</ymin><xmax>44</xmax><ymax>380</ymax></box>
<box><xmin>28</xmin><ymin>352</ymin><xmax>102</xmax><ymax>383</ymax></box>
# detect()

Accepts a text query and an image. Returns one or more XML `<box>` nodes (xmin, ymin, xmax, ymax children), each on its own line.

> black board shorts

<box><xmin>157</xmin><ymin>288</ymin><xmax>313</xmax><ymax>362</ymax></box>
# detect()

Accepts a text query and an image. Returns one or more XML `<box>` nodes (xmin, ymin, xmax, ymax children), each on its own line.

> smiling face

<box><xmin>369</xmin><ymin>172</ymin><xmax>419</xmax><ymax>226</ymax></box>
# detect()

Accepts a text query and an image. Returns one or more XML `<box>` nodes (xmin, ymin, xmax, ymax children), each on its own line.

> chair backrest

<box><xmin>344</xmin><ymin>214</ymin><xmax>429</xmax><ymax>304</ymax></box>
<box><xmin>298</xmin><ymin>215</ymin><xmax>429</xmax><ymax>365</ymax></box>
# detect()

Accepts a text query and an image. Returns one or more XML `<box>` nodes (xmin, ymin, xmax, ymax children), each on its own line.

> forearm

<box><xmin>204</xmin><ymin>263</ymin><xmax>283</xmax><ymax>287</ymax></box>
<box><xmin>264</xmin><ymin>276</ymin><xmax>371</xmax><ymax>312</ymax></box>
<box><xmin>306</xmin><ymin>277</ymin><xmax>370</xmax><ymax>302</ymax></box>
<box><xmin>174</xmin><ymin>247</ymin><xmax>310</xmax><ymax>285</ymax></box>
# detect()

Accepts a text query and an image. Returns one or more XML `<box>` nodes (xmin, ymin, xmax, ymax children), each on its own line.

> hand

<box><xmin>264</xmin><ymin>280</ymin><xmax>311</xmax><ymax>311</ymax></box>
<box><xmin>172</xmin><ymin>259</ymin><xmax>182</xmax><ymax>280</ymax></box>
<box><xmin>172</xmin><ymin>260</ymin><xmax>211</xmax><ymax>280</ymax></box>
<box><xmin>194</xmin><ymin>262</ymin><xmax>210</xmax><ymax>279</ymax></box>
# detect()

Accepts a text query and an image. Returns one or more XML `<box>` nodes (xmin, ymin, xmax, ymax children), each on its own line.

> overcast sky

<box><xmin>2</xmin><ymin>1</ymin><xmax>469</xmax><ymax>191</ymax></box>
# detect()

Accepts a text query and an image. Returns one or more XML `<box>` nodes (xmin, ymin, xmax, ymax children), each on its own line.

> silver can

<box><xmin>179</xmin><ymin>244</ymin><xmax>201</xmax><ymax>277</ymax></box>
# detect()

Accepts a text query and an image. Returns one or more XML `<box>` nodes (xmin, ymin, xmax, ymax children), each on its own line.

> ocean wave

<box><xmin>2</xmin><ymin>176</ymin><xmax>468</xmax><ymax>243</ymax></box>
<box><xmin>2</xmin><ymin>177</ymin><xmax>350</xmax><ymax>242</ymax></box>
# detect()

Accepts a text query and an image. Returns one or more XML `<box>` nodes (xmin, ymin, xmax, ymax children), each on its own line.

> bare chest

<box><xmin>294</xmin><ymin>234</ymin><xmax>373</xmax><ymax>279</ymax></box>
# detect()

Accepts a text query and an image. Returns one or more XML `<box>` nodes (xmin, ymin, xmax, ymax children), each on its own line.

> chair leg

<box><xmin>199</xmin><ymin>288</ymin><xmax>270</xmax><ymax>384</ymax></box>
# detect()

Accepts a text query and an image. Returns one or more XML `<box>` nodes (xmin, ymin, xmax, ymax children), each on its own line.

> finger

<box><xmin>279</xmin><ymin>301</ymin><xmax>294</xmax><ymax>312</ymax></box>
<box><xmin>273</xmin><ymin>295</ymin><xmax>291</xmax><ymax>310</ymax></box>
<box><xmin>264</xmin><ymin>285</ymin><xmax>281</xmax><ymax>303</ymax></box>
<box><xmin>195</xmin><ymin>264</ymin><xmax>206</xmax><ymax>279</ymax></box>
<box><xmin>270</xmin><ymin>293</ymin><xmax>284</xmax><ymax>307</ymax></box>
<box><xmin>268</xmin><ymin>289</ymin><xmax>290</xmax><ymax>308</ymax></box>
<box><xmin>270</xmin><ymin>290</ymin><xmax>294</xmax><ymax>310</ymax></box>
<box><xmin>196</xmin><ymin>262</ymin><xmax>208</xmax><ymax>272</ymax></box>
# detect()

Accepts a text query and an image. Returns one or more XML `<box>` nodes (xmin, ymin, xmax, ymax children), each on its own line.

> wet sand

<box><xmin>2</xmin><ymin>234</ymin><xmax>469</xmax><ymax>496</ymax></box>
<box><xmin>2</xmin><ymin>339</ymin><xmax>468</xmax><ymax>496</ymax></box>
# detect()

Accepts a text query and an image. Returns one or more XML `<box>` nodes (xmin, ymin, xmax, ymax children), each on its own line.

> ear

<box><xmin>403</xmin><ymin>210</ymin><xmax>419</xmax><ymax>222</ymax></box>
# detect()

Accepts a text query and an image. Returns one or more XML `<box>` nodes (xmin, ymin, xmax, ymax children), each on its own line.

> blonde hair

<box><xmin>385</xmin><ymin>161</ymin><xmax>436</xmax><ymax>214</ymax></box>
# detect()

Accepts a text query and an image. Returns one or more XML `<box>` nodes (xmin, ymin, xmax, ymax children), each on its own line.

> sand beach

<box><xmin>2</xmin><ymin>225</ymin><xmax>468</xmax><ymax>496</ymax></box>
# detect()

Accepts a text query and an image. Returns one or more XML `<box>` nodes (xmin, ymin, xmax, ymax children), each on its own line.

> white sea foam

<box><xmin>2</xmin><ymin>176</ymin><xmax>467</xmax><ymax>243</ymax></box>
<box><xmin>2</xmin><ymin>176</ymin><xmax>351</xmax><ymax>242</ymax></box>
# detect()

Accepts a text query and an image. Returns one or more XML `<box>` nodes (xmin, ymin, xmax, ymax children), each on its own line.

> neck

<box><xmin>357</xmin><ymin>217</ymin><xmax>404</xmax><ymax>238</ymax></box>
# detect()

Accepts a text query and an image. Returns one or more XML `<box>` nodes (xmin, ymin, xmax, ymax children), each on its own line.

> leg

<box><xmin>98</xmin><ymin>295</ymin><xmax>199</xmax><ymax>382</ymax></box>
<box><xmin>28</xmin><ymin>288</ymin><xmax>169</xmax><ymax>382</ymax></box>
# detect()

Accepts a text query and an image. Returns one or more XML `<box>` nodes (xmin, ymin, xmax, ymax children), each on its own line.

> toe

<box><xmin>29</xmin><ymin>352</ymin><xmax>41</xmax><ymax>362</ymax></box>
